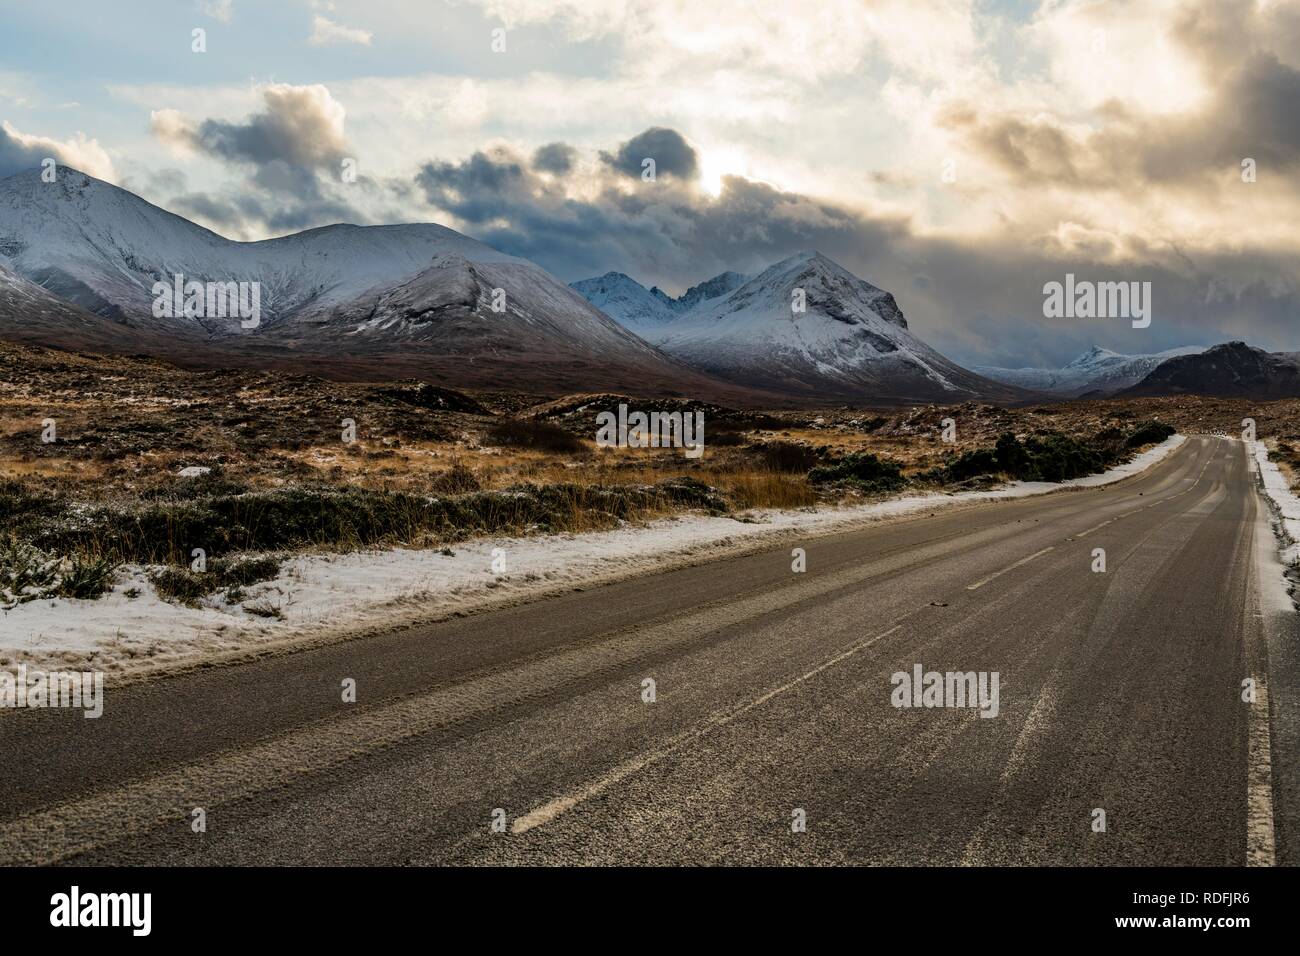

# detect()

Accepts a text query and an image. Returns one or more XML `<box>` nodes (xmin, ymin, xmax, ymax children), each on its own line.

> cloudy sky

<box><xmin>2</xmin><ymin>0</ymin><xmax>1298</xmax><ymax>367</ymax></box>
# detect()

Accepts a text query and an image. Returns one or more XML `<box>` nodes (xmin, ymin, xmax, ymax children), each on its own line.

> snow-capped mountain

<box><xmin>278</xmin><ymin>247</ymin><xmax>666</xmax><ymax>357</ymax></box>
<box><xmin>974</xmin><ymin>345</ymin><xmax>1206</xmax><ymax>397</ymax></box>
<box><xmin>1119</xmin><ymin>341</ymin><xmax>1300</xmax><ymax>399</ymax></box>
<box><xmin>0</xmin><ymin>167</ymin><xmax>755</xmax><ymax>398</ymax></box>
<box><xmin>568</xmin><ymin>272</ymin><xmax>679</xmax><ymax>333</ymax></box>
<box><xmin>569</xmin><ymin>269</ymin><xmax>748</xmax><ymax>336</ymax></box>
<box><xmin>579</xmin><ymin>251</ymin><xmax>1027</xmax><ymax>404</ymax></box>
<box><xmin>671</xmin><ymin>271</ymin><xmax>748</xmax><ymax>313</ymax></box>
<box><xmin>0</xmin><ymin>261</ymin><xmax>189</xmax><ymax>354</ymax></box>
<box><xmin>0</xmin><ymin>167</ymin><xmax>542</xmax><ymax>331</ymax></box>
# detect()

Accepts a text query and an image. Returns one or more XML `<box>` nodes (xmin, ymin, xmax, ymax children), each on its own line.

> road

<box><xmin>1</xmin><ymin>435</ymin><xmax>1296</xmax><ymax>865</ymax></box>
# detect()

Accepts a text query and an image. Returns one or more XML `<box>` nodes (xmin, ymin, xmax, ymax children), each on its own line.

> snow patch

<box><xmin>1250</xmin><ymin>440</ymin><xmax>1300</xmax><ymax>550</ymax></box>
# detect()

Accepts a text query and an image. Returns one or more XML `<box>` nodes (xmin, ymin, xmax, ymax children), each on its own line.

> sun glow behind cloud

<box><xmin>696</xmin><ymin>145</ymin><xmax>752</xmax><ymax>198</ymax></box>
<box><xmin>1029</xmin><ymin>0</ymin><xmax>1213</xmax><ymax>116</ymax></box>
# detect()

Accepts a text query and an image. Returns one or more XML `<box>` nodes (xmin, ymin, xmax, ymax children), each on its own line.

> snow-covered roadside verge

<box><xmin>1</xmin><ymin>435</ymin><xmax>1186</xmax><ymax>677</ymax></box>
<box><xmin>1249</xmin><ymin>440</ymin><xmax>1300</xmax><ymax>570</ymax></box>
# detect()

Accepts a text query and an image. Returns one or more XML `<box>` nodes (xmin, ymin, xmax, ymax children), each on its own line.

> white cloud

<box><xmin>198</xmin><ymin>0</ymin><xmax>233</xmax><ymax>23</ymax></box>
<box><xmin>1024</xmin><ymin>0</ymin><xmax>1210</xmax><ymax>115</ymax></box>
<box><xmin>307</xmin><ymin>15</ymin><xmax>373</xmax><ymax>46</ymax></box>
<box><xmin>0</xmin><ymin>121</ymin><xmax>116</xmax><ymax>181</ymax></box>
<box><xmin>94</xmin><ymin>0</ymin><xmax>1300</xmax><ymax>283</ymax></box>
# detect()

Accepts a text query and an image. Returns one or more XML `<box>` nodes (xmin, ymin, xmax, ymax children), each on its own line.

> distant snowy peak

<box><xmin>975</xmin><ymin>345</ymin><xmax>1206</xmax><ymax>396</ymax></box>
<box><xmin>652</xmin><ymin>251</ymin><xmax>924</xmax><ymax>375</ymax></box>
<box><xmin>1120</xmin><ymin>341</ymin><xmax>1300</xmax><ymax>399</ymax></box>
<box><xmin>570</xmin><ymin>268</ymin><xmax>750</xmax><ymax>334</ymax></box>
<box><xmin>1062</xmin><ymin>345</ymin><xmax>1121</xmax><ymax>370</ymax></box>
<box><xmin>673</xmin><ymin>271</ymin><xmax>749</xmax><ymax>313</ymax></box>
<box><xmin>703</xmin><ymin>251</ymin><xmax>907</xmax><ymax>332</ymax></box>
<box><xmin>585</xmin><ymin>249</ymin><xmax>1027</xmax><ymax>403</ymax></box>
<box><xmin>569</xmin><ymin>272</ymin><xmax>677</xmax><ymax>331</ymax></box>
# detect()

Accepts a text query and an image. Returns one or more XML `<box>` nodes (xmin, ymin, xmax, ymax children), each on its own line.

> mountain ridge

<box><xmin>0</xmin><ymin>166</ymin><xmax>781</xmax><ymax>403</ymax></box>
<box><xmin>1119</xmin><ymin>341</ymin><xmax>1300</xmax><ymax>399</ymax></box>
<box><xmin>576</xmin><ymin>250</ymin><xmax>1028</xmax><ymax>404</ymax></box>
<box><xmin>0</xmin><ymin>167</ymin><xmax>1037</xmax><ymax>406</ymax></box>
<box><xmin>975</xmin><ymin>345</ymin><xmax>1206</xmax><ymax>397</ymax></box>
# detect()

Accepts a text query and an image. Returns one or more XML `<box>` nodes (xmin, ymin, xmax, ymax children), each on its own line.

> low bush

<box><xmin>0</xmin><ymin>479</ymin><xmax>62</xmax><ymax>523</ymax></box>
<box><xmin>0</xmin><ymin>535</ymin><xmax>61</xmax><ymax>608</ymax></box>
<box><xmin>429</xmin><ymin>462</ymin><xmax>482</xmax><ymax>494</ymax></box>
<box><xmin>1008</xmin><ymin>432</ymin><xmax>1106</xmax><ymax>482</ymax></box>
<box><xmin>149</xmin><ymin>566</ymin><xmax>212</xmax><ymax>606</ymax></box>
<box><xmin>935</xmin><ymin>447</ymin><xmax>1000</xmax><ymax>482</ymax></box>
<box><xmin>929</xmin><ymin>431</ymin><xmax>1112</xmax><ymax>484</ymax></box>
<box><xmin>807</xmin><ymin>453</ymin><xmax>905</xmax><ymax>492</ymax></box>
<box><xmin>485</xmin><ymin>418</ymin><xmax>586</xmax><ymax>454</ymax></box>
<box><xmin>1125</xmin><ymin>420</ymin><xmax>1175</xmax><ymax>448</ymax></box>
<box><xmin>27</xmin><ymin>474</ymin><xmax>735</xmax><ymax>575</ymax></box>
<box><xmin>54</xmin><ymin>554</ymin><xmax>118</xmax><ymax>600</ymax></box>
<box><xmin>150</xmin><ymin>555</ymin><xmax>283</xmax><ymax>607</ymax></box>
<box><xmin>748</xmin><ymin>441</ymin><xmax>821</xmax><ymax>472</ymax></box>
<box><xmin>707</xmin><ymin>428</ymin><xmax>748</xmax><ymax>447</ymax></box>
<box><xmin>0</xmin><ymin>535</ymin><xmax>116</xmax><ymax>608</ymax></box>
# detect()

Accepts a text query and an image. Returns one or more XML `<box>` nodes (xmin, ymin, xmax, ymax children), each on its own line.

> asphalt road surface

<box><xmin>2</xmin><ymin>435</ymin><xmax>1296</xmax><ymax>865</ymax></box>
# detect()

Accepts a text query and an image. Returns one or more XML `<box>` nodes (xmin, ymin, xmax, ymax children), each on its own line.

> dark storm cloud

<box><xmin>148</xmin><ymin>84</ymin><xmax>373</xmax><ymax>237</ymax></box>
<box><xmin>248</xmin><ymin>157</ymin><xmax>340</xmax><ymax>201</ymax></box>
<box><xmin>946</xmin><ymin>54</ymin><xmax>1300</xmax><ymax>194</ymax></box>
<box><xmin>260</xmin><ymin>195</ymin><xmax>366</xmax><ymax>234</ymax></box>
<box><xmin>408</xmin><ymin>124</ymin><xmax>1300</xmax><ymax>369</ymax></box>
<box><xmin>600</xmin><ymin>127</ymin><xmax>699</xmax><ymax>180</ymax></box>
<box><xmin>944</xmin><ymin>7</ymin><xmax>1300</xmax><ymax>193</ymax></box>
<box><xmin>414</xmin><ymin>148</ymin><xmax>535</xmax><ymax>221</ymax></box>
<box><xmin>168</xmin><ymin>191</ymin><xmax>245</xmax><ymax>231</ymax></box>
<box><xmin>1226</xmin><ymin>53</ymin><xmax>1300</xmax><ymax>166</ymax></box>
<box><xmin>532</xmin><ymin>142</ymin><xmax>577</xmax><ymax>175</ymax></box>
<box><xmin>163</xmin><ymin>182</ymin><xmax>373</xmax><ymax>240</ymax></box>
<box><xmin>155</xmin><ymin>84</ymin><xmax>350</xmax><ymax>171</ymax></box>
<box><xmin>413</xmin><ymin>134</ymin><xmax>902</xmax><ymax>289</ymax></box>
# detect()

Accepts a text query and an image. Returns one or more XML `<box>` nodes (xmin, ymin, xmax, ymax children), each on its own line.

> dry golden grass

<box><xmin>14</xmin><ymin>332</ymin><xmax>1267</xmax><ymax>543</ymax></box>
<box><xmin>0</xmin><ymin>351</ymin><xmax>956</xmax><ymax>518</ymax></box>
<box><xmin>268</xmin><ymin>437</ymin><xmax>821</xmax><ymax>512</ymax></box>
<box><xmin>772</xmin><ymin>426</ymin><xmax>989</xmax><ymax>474</ymax></box>
<box><xmin>713</xmin><ymin>469</ymin><xmax>818</xmax><ymax>510</ymax></box>
<box><xmin>0</xmin><ymin>454</ymin><xmax>110</xmax><ymax>483</ymax></box>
